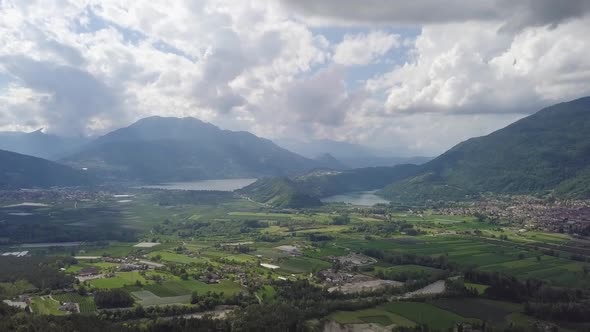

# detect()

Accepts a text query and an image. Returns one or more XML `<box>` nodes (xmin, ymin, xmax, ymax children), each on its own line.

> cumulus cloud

<box><xmin>0</xmin><ymin>0</ymin><xmax>329</xmax><ymax>135</ymax></box>
<box><xmin>367</xmin><ymin>18</ymin><xmax>590</xmax><ymax>115</ymax></box>
<box><xmin>333</xmin><ymin>31</ymin><xmax>399</xmax><ymax>65</ymax></box>
<box><xmin>0</xmin><ymin>56</ymin><xmax>122</xmax><ymax>135</ymax></box>
<box><xmin>0</xmin><ymin>0</ymin><xmax>589</xmax><ymax>156</ymax></box>
<box><xmin>282</xmin><ymin>66</ymin><xmax>363</xmax><ymax>126</ymax></box>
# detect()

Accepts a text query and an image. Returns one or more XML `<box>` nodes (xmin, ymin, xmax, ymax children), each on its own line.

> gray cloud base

<box><xmin>281</xmin><ymin>0</ymin><xmax>590</xmax><ymax>31</ymax></box>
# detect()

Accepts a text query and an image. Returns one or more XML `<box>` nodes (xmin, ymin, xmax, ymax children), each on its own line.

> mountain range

<box><xmin>0</xmin><ymin>130</ymin><xmax>89</xmax><ymax>160</ymax></box>
<box><xmin>1</xmin><ymin>97</ymin><xmax>589</xmax><ymax>198</ymax></box>
<box><xmin>275</xmin><ymin>138</ymin><xmax>431</xmax><ymax>168</ymax></box>
<box><xmin>242</xmin><ymin>96</ymin><xmax>590</xmax><ymax>206</ymax></box>
<box><xmin>60</xmin><ymin>116</ymin><xmax>322</xmax><ymax>183</ymax></box>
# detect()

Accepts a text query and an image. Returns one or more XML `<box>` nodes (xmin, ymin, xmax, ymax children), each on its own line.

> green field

<box><xmin>278</xmin><ymin>256</ymin><xmax>331</xmax><ymax>273</ymax></box>
<box><xmin>66</xmin><ymin>261</ymin><xmax>119</xmax><ymax>274</ymax></box>
<box><xmin>131</xmin><ymin>279</ymin><xmax>243</xmax><ymax>306</ymax></box>
<box><xmin>383</xmin><ymin>302</ymin><xmax>479</xmax><ymax>330</ymax></box>
<box><xmin>52</xmin><ymin>293</ymin><xmax>96</xmax><ymax>313</ymax></box>
<box><xmin>88</xmin><ymin>271</ymin><xmax>148</xmax><ymax>289</ymax></box>
<box><xmin>334</xmin><ymin>234</ymin><xmax>590</xmax><ymax>287</ymax></box>
<box><xmin>132</xmin><ymin>290</ymin><xmax>191</xmax><ymax>306</ymax></box>
<box><xmin>175</xmin><ymin>280</ymin><xmax>243</xmax><ymax>296</ymax></box>
<box><xmin>31</xmin><ymin>296</ymin><xmax>66</xmax><ymax>315</ymax></box>
<box><xmin>368</xmin><ymin>264</ymin><xmax>445</xmax><ymax>279</ymax></box>
<box><xmin>149</xmin><ymin>251</ymin><xmax>209</xmax><ymax>264</ymax></box>
<box><xmin>145</xmin><ymin>281</ymin><xmax>191</xmax><ymax>297</ymax></box>
<box><xmin>330</xmin><ymin>307</ymin><xmax>417</xmax><ymax>327</ymax></box>
<box><xmin>430</xmin><ymin>298</ymin><xmax>521</xmax><ymax>327</ymax></box>
<box><xmin>3</xmin><ymin>189</ymin><xmax>589</xmax><ymax>332</ymax></box>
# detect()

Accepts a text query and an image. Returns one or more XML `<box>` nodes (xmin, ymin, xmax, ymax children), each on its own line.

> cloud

<box><xmin>280</xmin><ymin>0</ymin><xmax>590</xmax><ymax>31</ymax></box>
<box><xmin>0</xmin><ymin>0</ymin><xmax>589</xmax><ymax>156</ymax></box>
<box><xmin>333</xmin><ymin>31</ymin><xmax>400</xmax><ymax>65</ymax></box>
<box><xmin>0</xmin><ymin>0</ymin><xmax>329</xmax><ymax>135</ymax></box>
<box><xmin>366</xmin><ymin>18</ymin><xmax>590</xmax><ymax>115</ymax></box>
<box><xmin>283</xmin><ymin>66</ymin><xmax>361</xmax><ymax>126</ymax></box>
<box><xmin>0</xmin><ymin>56</ymin><xmax>122</xmax><ymax>135</ymax></box>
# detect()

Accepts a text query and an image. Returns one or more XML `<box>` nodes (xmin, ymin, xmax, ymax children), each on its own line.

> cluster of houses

<box><xmin>319</xmin><ymin>269</ymin><xmax>373</xmax><ymax>287</ymax></box>
<box><xmin>438</xmin><ymin>196</ymin><xmax>590</xmax><ymax>235</ymax></box>
<box><xmin>0</xmin><ymin>188</ymin><xmax>116</xmax><ymax>204</ymax></box>
<box><xmin>76</xmin><ymin>256</ymin><xmax>165</xmax><ymax>281</ymax></box>
<box><xmin>58</xmin><ymin>302</ymin><xmax>79</xmax><ymax>313</ymax></box>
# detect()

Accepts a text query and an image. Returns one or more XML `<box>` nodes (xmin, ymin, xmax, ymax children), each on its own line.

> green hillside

<box><xmin>237</xmin><ymin>177</ymin><xmax>322</xmax><ymax>208</ymax></box>
<box><xmin>381</xmin><ymin>97</ymin><xmax>590</xmax><ymax>201</ymax></box>
<box><xmin>0</xmin><ymin>149</ymin><xmax>91</xmax><ymax>188</ymax></box>
<box><xmin>296</xmin><ymin>164</ymin><xmax>419</xmax><ymax>197</ymax></box>
<box><xmin>239</xmin><ymin>165</ymin><xmax>419</xmax><ymax>207</ymax></box>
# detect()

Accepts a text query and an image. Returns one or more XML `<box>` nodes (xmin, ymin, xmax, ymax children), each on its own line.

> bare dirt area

<box><xmin>332</xmin><ymin>253</ymin><xmax>377</xmax><ymax>266</ymax></box>
<box><xmin>323</xmin><ymin>321</ymin><xmax>394</xmax><ymax>332</ymax></box>
<box><xmin>400</xmin><ymin>280</ymin><xmax>446</xmax><ymax>298</ymax></box>
<box><xmin>328</xmin><ymin>279</ymin><xmax>403</xmax><ymax>294</ymax></box>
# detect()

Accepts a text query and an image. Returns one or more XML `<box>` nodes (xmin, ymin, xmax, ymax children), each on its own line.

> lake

<box><xmin>321</xmin><ymin>190</ymin><xmax>390</xmax><ymax>206</ymax></box>
<box><xmin>139</xmin><ymin>178</ymin><xmax>257</xmax><ymax>191</ymax></box>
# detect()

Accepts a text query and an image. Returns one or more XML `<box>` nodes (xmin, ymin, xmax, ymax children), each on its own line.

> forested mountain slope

<box><xmin>381</xmin><ymin>97</ymin><xmax>590</xmax><ymax>201</ymax></box>
<box><xmin>0</xmin><ymin>149</ymin><xmax>91</xmax><ymax>188</ymax></box>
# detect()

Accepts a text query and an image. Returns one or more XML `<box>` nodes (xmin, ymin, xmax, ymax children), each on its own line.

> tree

<box><xmin>94</xmin><ymin>289</ymin><xmax>134</xmax><ymax>309</ymax></box>
<box><xmin>77</xmin><ymin>285</ymin><xmax>87</xmax><ymax>296</ymax></box>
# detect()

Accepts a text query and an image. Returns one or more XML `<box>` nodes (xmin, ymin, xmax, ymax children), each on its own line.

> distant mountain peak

<box><xmin>62</xmin><ymin>116</ymin><xmax>319</xmax><ymax>183</ymax></box>
<box><xmin>314</xmin><ymin>153</ymin><xmax>346</xmax><ymax>170</ymax></box>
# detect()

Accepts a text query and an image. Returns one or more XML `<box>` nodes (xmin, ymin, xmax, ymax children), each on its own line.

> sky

<box><xmin>1</xmin><ymin>0</ymin><xmax>589</xmax><ymax>156</ymax></box>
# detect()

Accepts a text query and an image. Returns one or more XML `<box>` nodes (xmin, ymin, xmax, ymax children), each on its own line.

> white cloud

<box><xmin>333</xmin><ymin>31</ymin><xmax>399</xmax><ymax>65</ymax></box>
<box><xmin>366</xmin><ymin>18</ymin><xmax>590</xmax><ymax>116</ymax></box>
<box><xmin>0</xmin><ymin>0</ymin><xmax>589</xmax><ymax>156</ymax></box>
<box><xmin>0</xmin><ymin>0</ymin><xmax>329</xmax><ymax>136</ymax></box>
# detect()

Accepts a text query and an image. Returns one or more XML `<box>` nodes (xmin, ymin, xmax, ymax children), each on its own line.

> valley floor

<box><xmin>1</xmin><ymin>188</ymin><xmax>590</xmax><ymax>331</ymax></box>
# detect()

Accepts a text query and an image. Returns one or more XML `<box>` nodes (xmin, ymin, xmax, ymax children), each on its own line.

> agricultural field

<box><xmin>88</xmin><ymin>271</ymin><xmax>149</xmax><ymax>289</ymax></box>
<box><xmin>52</xmin><ymin>293</ymin><xmax>96</xmax><ymax>313</ymax></box>
<box><xmin>30</xmin><ymin>296</ymin><xmax>66</xmax><ymax>315</ymax></box>
<box><xmin>278</xmin><ymin>256</ymin><xmax>331</xmax><ymax>273</ymax></box>
<box><xmin>333</xmin><ymin>234</ymin><xmax>590</xmax><ymax>288</ymax></box>
<box><xmin>144</xmin><ymin>280</ymin><xmax>242</xmax><ymax>298</ymax></box>
<box><xmin>131</xmin><ymin>290</ymin><xmax>190</xmax><ymax>306</ymax></box>
<box><xmin>368</xmin><ymin>264</ymin><xmax>445</xmax><ymax>278</ymax></box>
<box><xmin>382</xmin><ymin>302</ymin><xmax>479</xmax><ymax>330</ymax></box>
<box><xmin>430</xmin><ymin>298</ymin><xmax>521</xmax><ymax>327</ymax></box>
<box><xmin>130</xmin><ymin>279</ymin><xmax>244</xmax><ymax>306</ymax></box>
<box><xmin>148</xmin><ymin>251</ymin><xmax>209</xmax><ymax>264</ymax></box>
<box><xmin>3</xmin><ymin>189</ymin><xmax>590</xmax><ymax>331</ymax></box>
<box><xmin>330</xmin><ymin>307</ymin><xmax>416</xmax><ymax>327</ymax></box>
<box><xmin>330</xmin><ymin>301</ymin><xmax>485</xmax><ymax>330</ymax></box>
